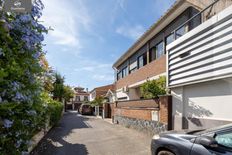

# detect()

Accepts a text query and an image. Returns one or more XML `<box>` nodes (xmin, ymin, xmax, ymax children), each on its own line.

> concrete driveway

<box><xmin>31</xmin><ymin>111</ymin><xmax>152</xmax><ymax>155</ymax></box>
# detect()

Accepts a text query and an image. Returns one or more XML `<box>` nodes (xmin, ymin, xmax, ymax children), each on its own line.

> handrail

<box><xmin>172</xmin><ymin>0</ymin><xmax>219</xmax><ymax>38</ymax></box>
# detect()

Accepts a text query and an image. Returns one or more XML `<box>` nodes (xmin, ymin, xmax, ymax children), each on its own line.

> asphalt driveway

<box><xmin>31</xmin><ymin>111</ymin><xmax>151</xmax><ymax>155</ymax></box>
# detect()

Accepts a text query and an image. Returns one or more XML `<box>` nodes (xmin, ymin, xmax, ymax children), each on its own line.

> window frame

<box><xmin>166</xmin><ymin>33</ymin><xmax>175</xmax><ymax>46</ymax></box>
<box><xmin>122</xmin><ymin>66</ymin><xmax>128</xmax><ymax>78</ymax></box>
<box><xmin>156</xmin><ymin>41</ymin><xmax>164</xmax><ymax>59</ymax></box>
<box><xmin>137</xmin><ymin>53</ymin><xmax>147</xmax><ymax>69</ymax></box>
<box><xmin>149</xmin><ymin>46</ymin><xmax>156</xmax><ymax>62</ymax></box>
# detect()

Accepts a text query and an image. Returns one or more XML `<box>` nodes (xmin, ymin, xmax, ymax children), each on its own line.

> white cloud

<box><xmin>92</xmin><ymin>75</ymin><xmax>114</xmax><ymax>81</ymax></box>
<box><xmin>41</xmin><ymin>0</ymin><xmax>92</xmax><ymax>48</ymax></box>
<box><xmin>72</xmin><ymin>58</ymin><xmax>113</xmax><ymax>82</ymax></box>
<box><xmin>75</xmin><ymin>62</ymin><xmax>112</xmax><ymax>72</ymax></box>
<box><xmin>116</xmin><ymin>25</ymin><xmax>145</xmax><ymax>40</ymax></box>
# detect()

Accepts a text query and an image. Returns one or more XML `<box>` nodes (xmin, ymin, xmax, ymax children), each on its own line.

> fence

<box><xmin>113</xmin><ymin>95</ymin><xmax>172</xmax><ymax>134</ymax></box>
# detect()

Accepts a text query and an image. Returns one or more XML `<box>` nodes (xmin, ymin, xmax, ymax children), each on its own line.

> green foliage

<box><xmin>41</xmin><ymin>92</ymin><xmax>63</xmax><ymax>126</ymax></box>
<box><xmin>140</xmin><ymin>76</ymin><xmax>166</xmax><ymax>99</ymax></box>
<box><xmin>63</xmin><ymin>85</ymin><xmax>74</xmax><ymax>102</ymax></box>
<box><xmin>52</xmin><ymin>72</ymin><xmax>65</xmax><ymax>101</ymax></box>
<box><xmin>90</xmin><ymin>96</ymin><xmax>104</xmax><ymax>107</ymax></box>
<box><xmin>0</xmin><ymin>1</ymin><xmax>65</xmax><ymax>154</ymax></box>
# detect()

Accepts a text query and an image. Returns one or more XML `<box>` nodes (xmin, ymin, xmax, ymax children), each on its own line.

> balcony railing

<box><xmin>172</xmin><ymin>0</ymin><xmax>219</xmax><ymax>40</ymax></box>
<box><xmin>167</xmin><ymin>1</ymin><xmax>232</xmax><ymax>87</ymax></box>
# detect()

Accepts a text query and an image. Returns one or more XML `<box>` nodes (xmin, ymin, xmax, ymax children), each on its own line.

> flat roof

<box><xmin>112</xmin><ymin>0</ymin><xmax>199</xmax><ymax>68</ymax></box>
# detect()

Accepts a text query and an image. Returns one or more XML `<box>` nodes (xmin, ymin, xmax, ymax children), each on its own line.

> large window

<box><xmin>156</xmin><ymin>41</ymin><xmax>164</xmax><ymax>59</ymax></box>
<box><xmin>166</xmin><ymin>33</ymin><xmax>175</xmax><ymax>45</ymax></box>
<box><xmin>149</xmin><ymin>41</ymin><xmax>164</xmax><ymax>62</ymax></box>
<box><xmin>117</xmin><ymin>71</ymin><xmax>122</xmax><ymax>80</ymax></box>
<box><xmin>117</xmin><ymin>67</ymin><xmax>128</xmax><ymax>80</ymax></box>
<box><xmin>129</xmin><ymin>61</ymin><xmax>137</xmax><ymax>74</ymax></box>
<box><xmin>76</xmin><ymin>96</ymin><xmax>80</xmax><ymax>101</ymax></box>
<box><xmin>149</xmin><ymin>46</ymin><xmax>156</xmax><ymax>62</ymax></box>
<box><xmin>176</xmin><ymin>25</ymin><xmax>187</xmax><ymax>39</ymax></box>
<box><xmin>137</xmin><ymin>53</ymin><xmax>147</xmax><ymax>69</ymax></box>
<box><xmin>122</xmin><ymin>67</ymin><xmax>128</xmax><ymax>78</ymax></box>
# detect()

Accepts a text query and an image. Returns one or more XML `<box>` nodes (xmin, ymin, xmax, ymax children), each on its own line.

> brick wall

<box><xmin>116</xmin><ymin>55</ymin><xmax>166</xmax><ymax>89</ymax></box>
<box><xmin>114</xmin><ymin>108</ymin><xmax>156</xmax><ymax>121</ymax></box>
<box><xmin>113</xmin><ymin>96</ymin><xmax>172</xmax><ymax>130</ymax></box>
<box><xmin>116</xmin><ymin>99</ymin><xmax>159</xmax><ymax>108</ymax></box>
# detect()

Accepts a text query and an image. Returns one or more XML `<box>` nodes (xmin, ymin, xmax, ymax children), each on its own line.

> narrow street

<box><xmin>31</xmin><ymin>111</ymin><xmax>152</xmax><ymax>155</ymax></box>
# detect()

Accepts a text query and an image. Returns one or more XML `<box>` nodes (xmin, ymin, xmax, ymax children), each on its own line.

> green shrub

<box><xmin>140</xmin><ymin>76</ymin><xmax>166</xmax><ymax>99</ymax></box>
<box><xmin>47</xmin><ymin>100</ymin><xmax>63</xmax><ymax>126</ymax></box>
<box><xmin>41</xmin><ymin>92</ymin><xmax>63</xmax><ymax>126</ymax></box>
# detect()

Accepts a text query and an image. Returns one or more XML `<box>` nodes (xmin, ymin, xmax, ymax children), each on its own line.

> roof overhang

<box><xmin>113</xmin><ymin>0</ymin><xmax>198</xmax><ymax>68</ymax></box>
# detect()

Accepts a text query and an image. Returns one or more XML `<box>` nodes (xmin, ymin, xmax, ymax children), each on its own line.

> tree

<box><xmin>63</xmin><ymin>85</ymin><xmax>74</xmax><ymax>102</ymax></box>
<box><xmin>140</xmin><ymin>76</ymin><xmax>166</xmax><ymax>99</ymax></box>
<box><xmin>52</xmin><ymin>72</ymin><xmax>65</xmax><ymax>102</ymax></box>
<box><xmin>90</xmin><ymin>96</ymin><xmax>104</xmax><ymax>107</ymax></box>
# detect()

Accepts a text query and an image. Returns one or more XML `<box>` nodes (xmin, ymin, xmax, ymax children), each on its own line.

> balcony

<box><xmin>167</xmin><ymin>3</ymin><xmax>232</xmax><ymax>87</ymax></box>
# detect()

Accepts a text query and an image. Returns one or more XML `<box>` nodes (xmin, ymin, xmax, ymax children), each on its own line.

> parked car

<box><xmin>151</xmin><ymin>123</ymin><xmax>232</xmax><ymax>155</ymax></box>
<box><xmin>79</xmin><ymin>104</ymin><xmax>93</xmax><ymax>115</ymax></box>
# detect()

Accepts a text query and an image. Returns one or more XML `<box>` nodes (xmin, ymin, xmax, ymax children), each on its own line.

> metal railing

<box><xmin>172</xmin><ymin>0</ymin><xmax>219</xmax><ymax>40</ymax></box>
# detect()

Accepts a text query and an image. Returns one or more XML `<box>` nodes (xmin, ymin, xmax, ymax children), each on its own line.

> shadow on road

<box><xmin>31</xmin><ymin>111</ymin><xmax>91</xmax><ymax>155</ymax></box>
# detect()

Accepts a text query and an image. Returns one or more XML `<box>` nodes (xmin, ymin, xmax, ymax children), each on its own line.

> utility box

<box><xmin>151</xmin><ymin>111</ymin><xmax>159</xmax><ymax>121</ymax></box>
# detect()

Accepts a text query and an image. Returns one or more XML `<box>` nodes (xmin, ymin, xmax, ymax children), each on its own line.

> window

<box><xmin>117</xmin><ymin>71</ymin><xmax>122</xmax><ymax>80</ymax></box>
<box><xmin>156</xmin><ymin>41</ymin><xmax>164</xmax><ymax>59</ymax></box>
<box><xmin>176</xmin><ymin>25</ymin><xmax>187</xmax><ymax>39</ymax></box>
<box><xmin>215</xmin><ymin>132</ymin><xmax>232</xmax><ymax>149</ymax></box>
<box><xmin>76</xmin><ymin>96</ymin><xmax>80</xmax><ymax>101</ymax></box>
<box><xmin>84</xmin><ymin>96</ymin><xmax>88</xmax><ymax>101</ymax></box>
<box><xmin>149</xmin><ymin>46</ymin><xmax>156</xmax><ymax>62</ymax></box>
<box><xmin>138</xmin><ymin>55</ymin><xmax>143</xmax><ymax>69</ymax></box>
<box><xmin>137</xmin><ymin>53</ymin><xmax>147</xmax><ymax>69</ymax></box>
<box><xmin>166</xmin><ymin>33</ymin><xmax>175</xmax><ymax>45</ymax></box>
<box><xmin>129</xmin><ymin>61</ymin><xmax>137</xmax><ymax>74</ymax></box>
<box><xmin>122</xmin><ymin>67</ymin><xmax>128</xmax><ymax>78</ymax></box>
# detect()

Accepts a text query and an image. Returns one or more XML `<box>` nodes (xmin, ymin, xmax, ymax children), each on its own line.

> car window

<box><xmin>215</xmin><ymin>132</ymin><xmax>232</xmax><ymax>149</ymax></box>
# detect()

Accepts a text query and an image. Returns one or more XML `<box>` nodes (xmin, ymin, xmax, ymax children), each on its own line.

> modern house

<box><xmin>89</xmin><ymin>84</ymin><xmax>115</xmax><ymax>116</ymax></box>
<box><xmin>166</xmin><ymin>0</ymin><xmax>232</xmax><ymax>130</ymax></box>
<box><xmin>113</xmin><ymin>0</ymin><xmax>207</xmax><ymax>101</ymax></box>
<box><xmin>113</xmin><ymin>0</ymin><xmax>232</xmax><ymax>131</ymax></box>
<box><xmin>72</xmin><ymin>86</ymin><xmax>89</xmax><ymax>110</ymax></box>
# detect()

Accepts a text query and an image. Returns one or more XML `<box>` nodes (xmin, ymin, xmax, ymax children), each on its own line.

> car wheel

<box><xmin>157</xmin><ymin>150</ymin><xmax>175</xmax><ymax>155</ymax></box>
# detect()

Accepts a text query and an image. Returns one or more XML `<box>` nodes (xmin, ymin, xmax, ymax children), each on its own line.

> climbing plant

<box><xmin>0</xmin><ymin>0</ymin><xmax>64</xmax><ymax>154</ymax></box>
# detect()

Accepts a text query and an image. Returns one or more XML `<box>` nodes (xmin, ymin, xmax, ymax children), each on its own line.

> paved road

<box><xmin>31</xmin><ymin>111</ymin><xmax>152</xmax><ymax>155</ymax></box>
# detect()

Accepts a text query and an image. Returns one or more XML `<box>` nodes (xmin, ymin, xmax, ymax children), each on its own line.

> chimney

<box><xmin>86</xmin><ymin>88</ymin><xmax>88</xmax><ymax>92</ymax></box>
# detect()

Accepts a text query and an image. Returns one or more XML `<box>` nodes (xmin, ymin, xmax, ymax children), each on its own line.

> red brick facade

<box><xmin>114</xmin><ymin>108</ymin><xmax>156</xmax><ymax>121</ymax></box>
<box><xmin>113</xmin><ymin>96</ymin><xmax>172</xmax><ymax>129</ymax></box>
<box><xmin>116</xmin><ymin>55</ymin><xmax>166</xmax><ymax>89</ymax></box>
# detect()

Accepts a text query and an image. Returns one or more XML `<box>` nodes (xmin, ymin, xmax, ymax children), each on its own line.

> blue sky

<box><xmin>41</xmin><ymin>0</ymin><xmax>175</xmax><ymax>90</ymax></box>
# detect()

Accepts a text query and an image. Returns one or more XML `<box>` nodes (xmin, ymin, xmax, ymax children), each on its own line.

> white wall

<box><xmin>89</xmin><ymin>91</ymin><xmax>96</xmax><ymax>101</ymax></box>
<box><xmin>172</xmin><ymin>78</ymin><xmax>232</xmax><ymax>129</ymax></box>
<box><xmin>116</xmin><ymin>89</ymin><xmax>129</xmax><ymax>100</ymax></box>
<box><xmin>167</xmin><ymin>5</ymin><xmax>232</xmax><ymax>87</ymax></box>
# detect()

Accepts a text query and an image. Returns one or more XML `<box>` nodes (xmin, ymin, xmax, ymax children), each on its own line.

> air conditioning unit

<box><xmin>122</xmin><ymin>86</ymin><xmax>129</xmax><ymax>93</ymax></box>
